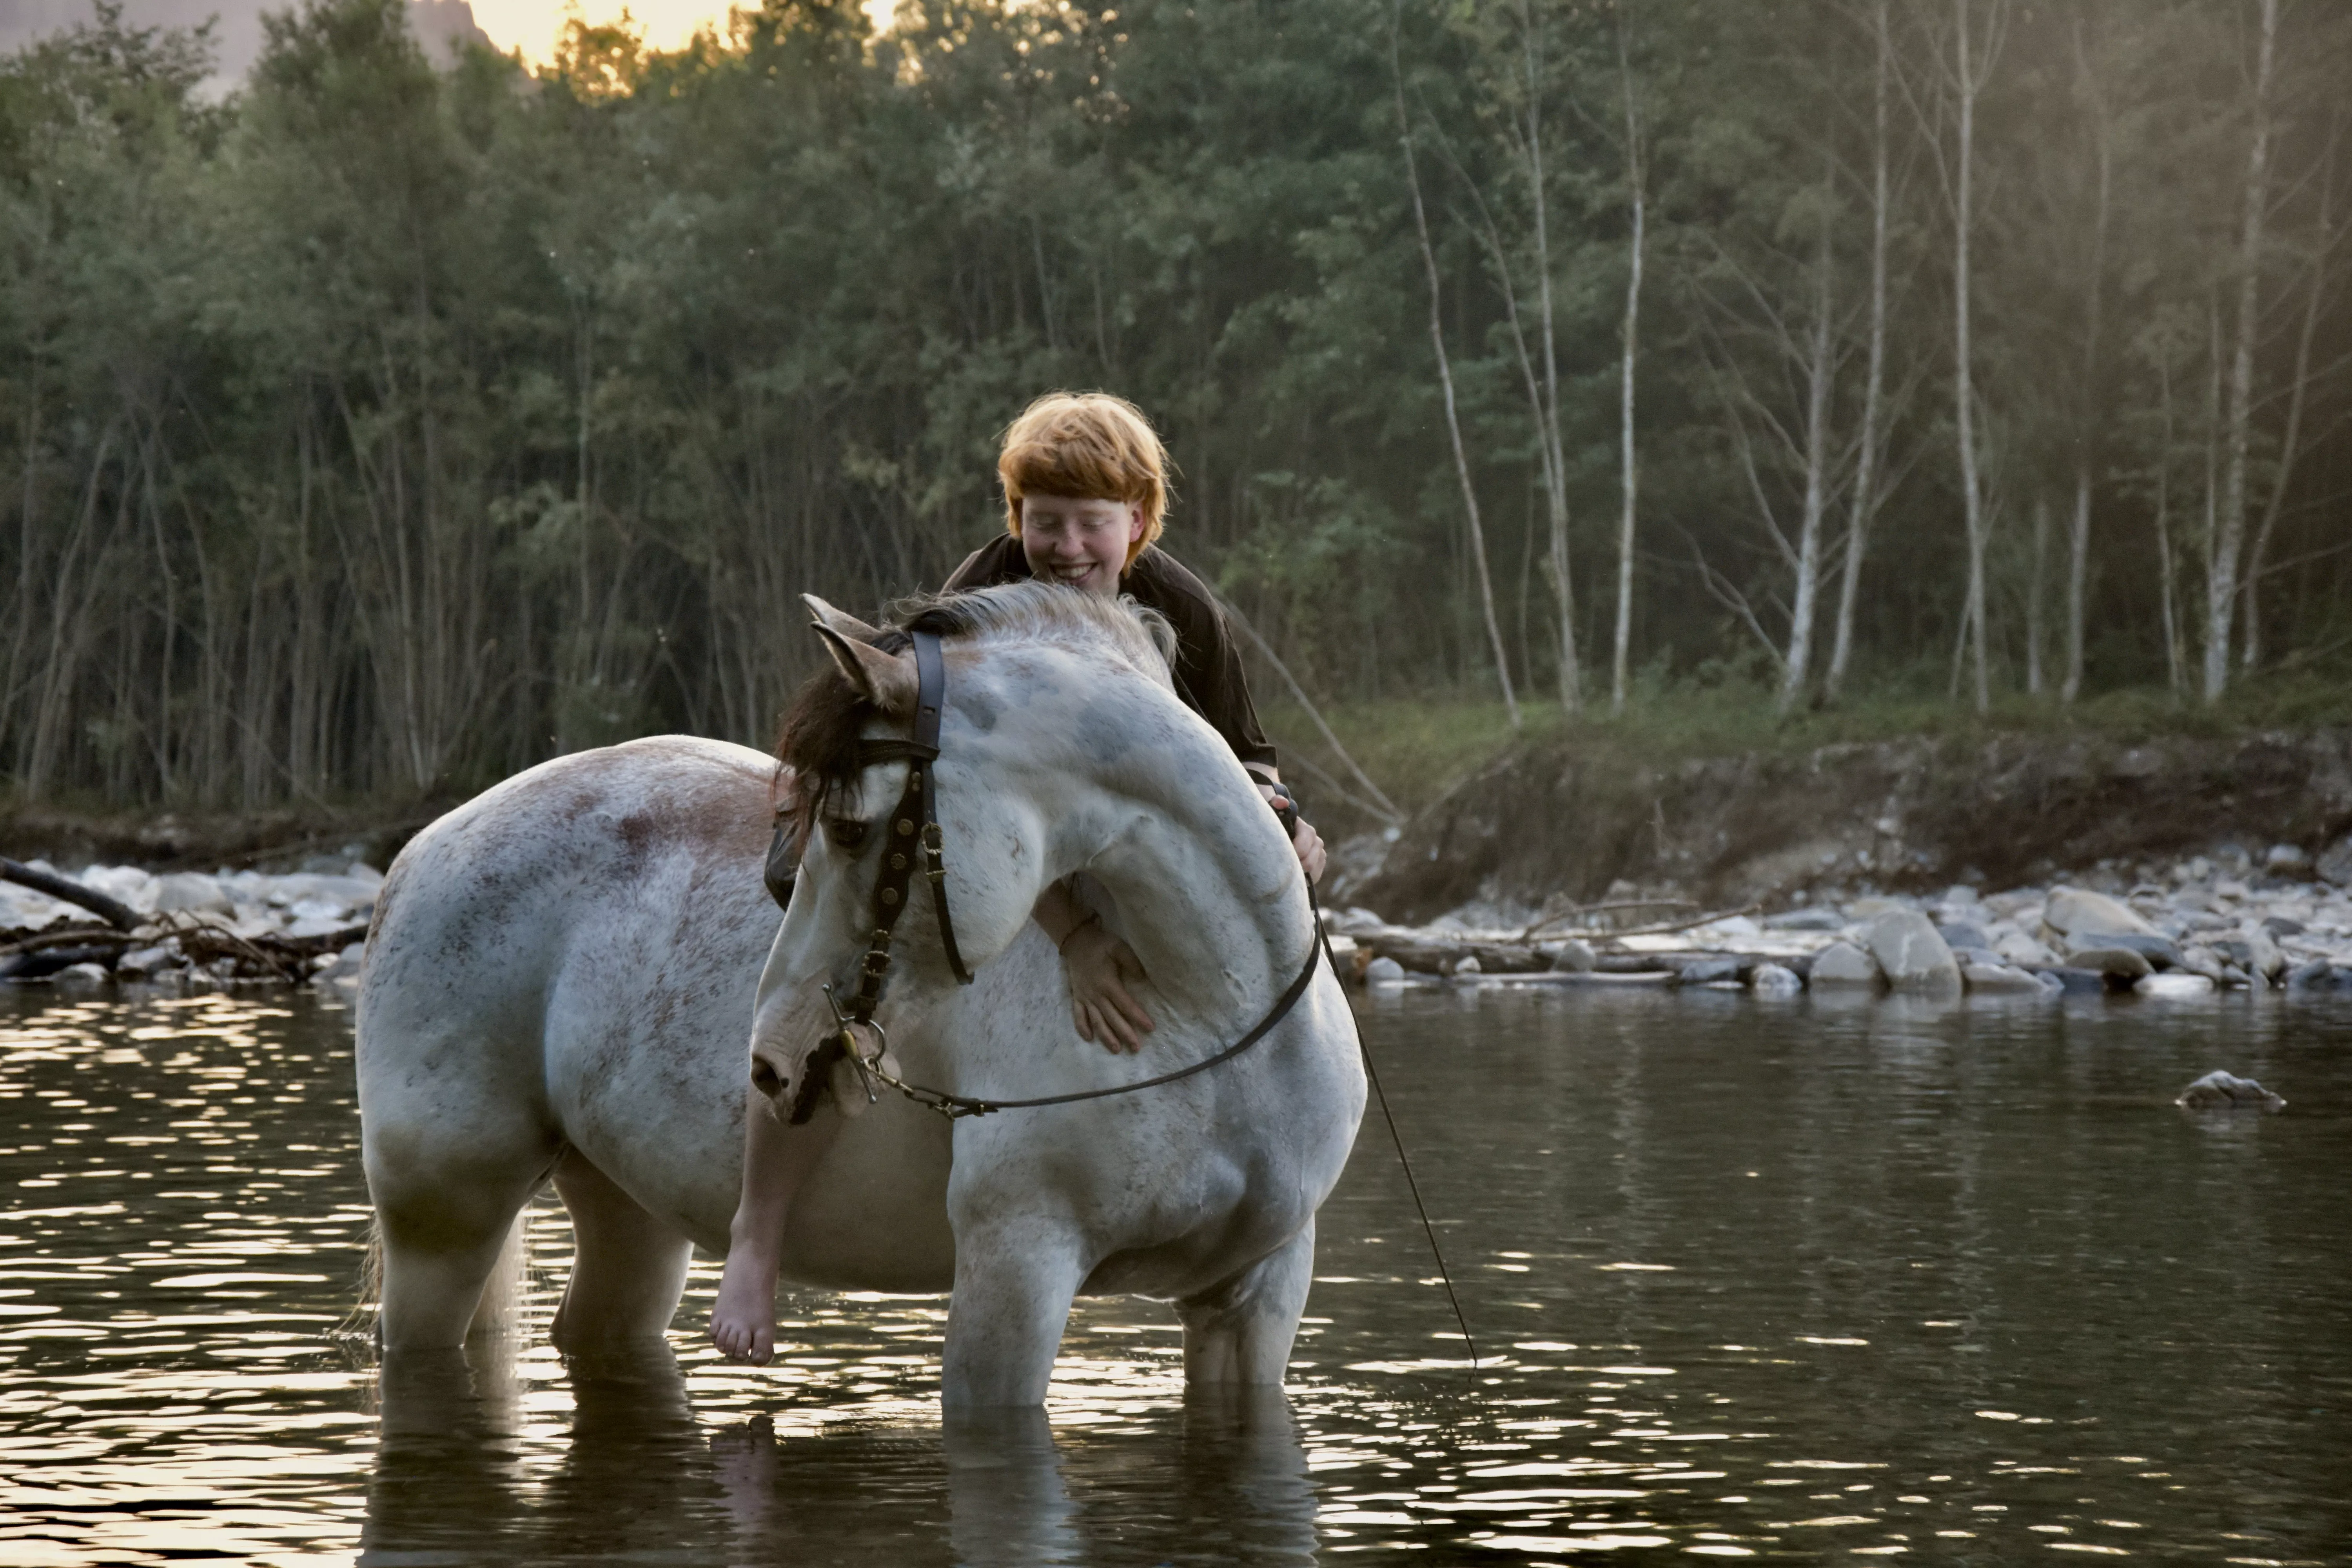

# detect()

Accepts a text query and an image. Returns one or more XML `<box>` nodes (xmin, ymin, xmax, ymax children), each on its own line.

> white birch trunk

<box><xmin>2201</xmin><ymin>0</ymin><xmax>2276</xmax><ymax>702</ymax></box>
<box><xmin>2240</xmin><ymin>117</ymin><xmax>2338</xmax><ymax>672</ymax></box>
<box><xmin>1611</xmin><ymin>21</ymin><xmax>1644</xmax><ymax>714</ymax></box>
<box><xmin>1395</xmin><ymin>31</ymin><xmax>1520</xmax><ymax>728</ymax></box>
<box><xmin>1950</xmin><ymin>0</ymin><xmax>1995</xmax><ymax>715</ymax></box>
<box><xmin>2062</xmin><ymin>13</ymin><xmax>2111</xmax><ymax>704</ymax></box>
<box><xmin>1827</xmin><ymin>0</ymin><xmax>1894</xmax><ymax>703</ymax></box>
<box><xmin>1777</xmin><ymin>192</ymin><xmax>1837</xmax><ymax>713</ymax></box>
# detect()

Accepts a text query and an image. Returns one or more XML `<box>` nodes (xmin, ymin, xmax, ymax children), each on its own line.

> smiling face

<box><xmin>1018</xmin><ymin>494</ymin><xmax>1146</xmax><ymax>596</ymax></box>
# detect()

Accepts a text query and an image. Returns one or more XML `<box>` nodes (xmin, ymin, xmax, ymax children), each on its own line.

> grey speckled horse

<box><xmin>354</xmin><ymin>582</ymin><xmax>1364</xmax><ymax>1406</ymax></box>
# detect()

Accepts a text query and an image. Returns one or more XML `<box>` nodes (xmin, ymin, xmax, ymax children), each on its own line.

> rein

<box><xmin>798</xmin><ymin>623</ymin><xmax>1320</xmax><ymax>1124</ymax></box>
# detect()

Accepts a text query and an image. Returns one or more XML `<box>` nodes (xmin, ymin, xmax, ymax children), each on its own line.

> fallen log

<box><xmin>0</xmin><ymin>858</ymin><xmax>140</xmax><ymax>931</ymax></box>
<box><xmin>0</xmin><ymin>944</ymin><xmax>122</xmax><ymax>982</ymax></box>
<box><xmin>1360</xmin><ymin>933</ymin><xmax>1550</xmax><ymax>975</ymax></box>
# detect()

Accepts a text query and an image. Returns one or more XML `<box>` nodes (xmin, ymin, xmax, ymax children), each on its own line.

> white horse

<box><xmin>354</xmin><ymin>581</ymin><xmax>1366</xmax><ymax>1406</ymax></box>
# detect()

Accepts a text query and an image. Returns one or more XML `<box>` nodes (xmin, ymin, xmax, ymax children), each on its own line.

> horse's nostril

<box><xmin>750</xmin><ymin>1058</ymin><xmax>784</xmax><ymax>1098</ymax></box>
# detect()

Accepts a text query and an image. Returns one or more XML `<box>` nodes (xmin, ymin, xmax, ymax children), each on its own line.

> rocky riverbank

<box><xmin>0</xmin><ymin>859</ymin><xmax>377</xmax><ymax>990</ymax></box>
<box><xmin>1323</xmin><ymin>839</ymin><xmax>2352</xmax><ymax>999</ymax></box>
<box><xmin>1340</xmin><ymin>725</ymin><xmax>2352</xmax><ymax>922</ymax></box>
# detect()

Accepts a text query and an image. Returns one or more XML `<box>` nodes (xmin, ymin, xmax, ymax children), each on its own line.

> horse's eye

<box><xmin>825</xmin><ymin>818</ymin><xmax>870</xmax><ymax>853</ymax></box>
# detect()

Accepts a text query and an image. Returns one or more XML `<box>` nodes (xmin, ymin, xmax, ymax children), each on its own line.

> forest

<box><xmin>1</xmin><ymin>0</ymin><xmax>2347</xmax><ymax>809</ymax></box>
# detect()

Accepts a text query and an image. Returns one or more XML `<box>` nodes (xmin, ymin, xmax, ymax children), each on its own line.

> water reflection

<box><xmin>4</xmin><ymin>984</ymin><xmax>2350</xmax><ymax>1564</ymax></box>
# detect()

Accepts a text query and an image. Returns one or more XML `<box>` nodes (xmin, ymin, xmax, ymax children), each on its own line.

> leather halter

<box><xmin>793</xmin><ymin>621</ymin><xmax>1324</xmax><ymax>1124</ymax></box>
<box><xmin>792</xmin><ymin>630</ymin><xmax>969</xmax><ymax>1123</ymax></box>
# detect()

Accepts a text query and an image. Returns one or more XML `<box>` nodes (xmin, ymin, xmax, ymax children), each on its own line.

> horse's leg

<box><xmin>940</xmin><ymin>1220</ymin><xmax>1088</xmax><ymax>1408</ymax></box>
<box><xmin>549</xmin><ymin>1148</ymin><xmax>694</xmax><ymax>1352</ymax></box>
<box><xmin>1175</xmin><ymin>1221</ymin><xmax>1316</xmax><ymax>1388</ymax></box>
<box><xmin>369</xmin><ymin>1119</ymin><xmax>555</xmax><ymax>1350</ymax></box>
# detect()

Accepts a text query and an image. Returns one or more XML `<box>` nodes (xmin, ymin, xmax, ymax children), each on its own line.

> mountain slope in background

<box><xmin>0</xmin><ymin>0</ymin><xmax>494</xmax><ymax>89</ymax></box>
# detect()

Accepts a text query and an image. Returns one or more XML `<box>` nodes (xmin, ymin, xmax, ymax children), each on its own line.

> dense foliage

<box><xmin>3</xmin><ymin>0</ymin><xmax>2347</xmax><ymax>806</ymax></box>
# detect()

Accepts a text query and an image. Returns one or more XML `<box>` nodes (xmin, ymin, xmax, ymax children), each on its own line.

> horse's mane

<box><xmin>776</xmin><ymin>582</ymin><xmax>1178</xmax><ymax>840</ymax></box>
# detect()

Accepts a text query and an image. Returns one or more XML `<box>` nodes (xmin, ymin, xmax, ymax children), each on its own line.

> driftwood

<box><xmin>1352</xmin><ymin>926</ymin><xmax>1751</xmax><ymax>980</ymax></box>
<box><xmin>0</xmin><ymin>858</ymin><xmax>140</xmax><ymax>931</ymax></box>
<box><xmin>0</xmin><ymin>909</ymin><xmax>370</xmax><ymax>986</ymax></box>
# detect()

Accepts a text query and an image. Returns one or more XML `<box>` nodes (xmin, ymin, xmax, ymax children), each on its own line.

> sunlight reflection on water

<box><xmin>2</xmin><ymin>984</ymin><xmax>2348</xmax><ymax>1564</ymax></box>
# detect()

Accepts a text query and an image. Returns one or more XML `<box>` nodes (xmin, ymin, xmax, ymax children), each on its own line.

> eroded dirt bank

<box><xmin>1346</xmin><ymin>727</ymin><xmax>2352</xmax><ymax>922</ymax></box>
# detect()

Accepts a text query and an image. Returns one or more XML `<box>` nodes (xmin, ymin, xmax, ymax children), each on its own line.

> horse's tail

<box><xmin>466</xmin><ymin>1209</ymin><xmax>533</xmax><ymax>1339</ymax></box>
<box><xmin>336</xmin><ymin>1217</ymin><xmax>384</xmax><ymax>1348</ymax></box>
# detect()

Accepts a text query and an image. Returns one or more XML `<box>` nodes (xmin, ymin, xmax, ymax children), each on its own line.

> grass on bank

<box><xmin>1259</xmin><ymin>666</ymin><xmax>2352</xmax><ymax>838</ymax></box>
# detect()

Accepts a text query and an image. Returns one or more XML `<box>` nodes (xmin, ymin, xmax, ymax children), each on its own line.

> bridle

<box><xmin>793</xmin><ymin>624</ymin><xmax>1323</xmax><ymax>1124</ymax></box>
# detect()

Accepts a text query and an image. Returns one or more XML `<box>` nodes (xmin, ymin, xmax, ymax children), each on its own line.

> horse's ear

<box><xmin>809</xmin><ymin>618</ymin><xmax>916</xmax><ymax>717</ymax></box>
<box><xmin>802</xmin><ymin>593</ymin><xmax>884</xmax><ymax>644</ymax></box>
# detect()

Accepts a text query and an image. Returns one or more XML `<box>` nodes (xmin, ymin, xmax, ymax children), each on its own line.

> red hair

<box><xmin>997</xmin><ymin>392</ymin><xmax>1171</xmax><ymax>566</ymax></box>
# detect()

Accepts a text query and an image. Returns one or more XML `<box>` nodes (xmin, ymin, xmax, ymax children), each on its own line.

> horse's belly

<box><xmin>776</xmin><ymin>1098</ymin><xmax>958</xmax><ymax>1291</ymax></box>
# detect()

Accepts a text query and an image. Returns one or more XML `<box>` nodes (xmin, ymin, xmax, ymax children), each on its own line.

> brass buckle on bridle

<box><xmin>820</xmin><ymin>981</ymin><xmax>887</xmax><ymax>1105</ymax></box>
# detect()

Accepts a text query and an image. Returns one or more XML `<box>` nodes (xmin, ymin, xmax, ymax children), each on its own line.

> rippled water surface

<box><xmin>3</xmin><ymin>982</ymin><xmax>2349</xmax><ymax>1565</ymax></box>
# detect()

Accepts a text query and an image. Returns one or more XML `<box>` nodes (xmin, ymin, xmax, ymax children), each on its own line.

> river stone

<box><xmin>2070</xmin><ymin>931</ymin><xmax>2173</xmax><ymax>968</ymax></box>
<box><xmin>2135</xmin><ymin>971</ymin><xmax>2214</xmax><ymax>999</ymax></box>
<box><xmin>2176</xmin><ymin>1070</ymin><xmax>2286</xmax><ymax>1112</ymax></box>
<box><xmin>117</xmin><ymin>945</ymin><xmax>176</xmax><ymax>978</ymax></box>
<box><xmin>2069</xmin><ymin>946</ymin><xmax>2154</xmax><ymax>980</ymax></box>
<box><xmin>2261</xmin><ymin>915</ymin><xmax>2305</xmax><ymax>938</ymax></box>
<box><xmin>1764</xmin><ymin>907</ymin><xmax>1845</xmax><ymax>931</ymax></box>
<box><xmin>152</xmin><ymin>872</ymin><xmax>234</xmax><ymax>916</ymax></box>
<box><xmin>2264</xmin><ymin>844</ymin><xmax>2310</xmax><ymax>875</ymax></box>
<box><xmin>2244</xmin><ymin>926</ymin><xmax>2286</xmax><ymax>980</ymax></box>
<box><xmin>2316</xmin><ymin>834</ymin><xmax>2352</xmax><ymax>888</ymax></box>
<box><xmin>2062</xmin><ymin>929</ymin><xmax>2179</xmax><ymax>967</ymax></box>
<box><xmin>2284</xmin><ymin>958</ymin><xmax>2334</xmax><ymax>991</ymax></box>
<box><xmin>2174</xmin><ymin>945</ymin><xmax>2225</xmax><ymax>982</ymax></box>
<box><xmin>1994</xmin><ymin>931</ymin><xmax>2060</xmax><ymax>967</ymax></box>
<box><xmin>1363</xmin><ymin>956</ymin><xmax>1406</xmax><ymax>985</ymax></box>
<box><xmin>1961</xmin><ymin>962</ymin><xmax>2046</xmax><ymax>995</ymax></box>
<box><xmin>1544</xmin><ymin>938</ymin><xmax>1597</xmax><ymax>973</ymax></box>
<box><xmin>2043</xmin><ymin>886</ymin><xmax>2160</xmax><ymax>940</ymax></box>
<box><xmin>1935</xmin><ymin>921</ymin><xmax>1990</xmax><ymax>952</ymax></box>
<box><xmin>1865</xmin><ymin>908</ymin><xmax>1962</xmax><ymax>995</ymax></box>
<box><xmin>2036</xmin><ymin>966</ymin><xmax>2110</xmax><ymax>995</ymax></box>
<box><xmin>1749</xmin><ymin>963</ymin><xmax>1802</xmax><ymax>997</ymax></box>
<box><xmin>1677</xmin><ymin>956</ymin><xmax>1742</xmax><ymax>986</ymax></box>
<box><xmin>1809</xmin><ymin>940</ymin><xmax>1882</xmax><ymax>988</ymax></box>
<box><xmin>1451</xmin><ymin>955</ymin><xmax>1482</xmax><ymax>976</ymax></box>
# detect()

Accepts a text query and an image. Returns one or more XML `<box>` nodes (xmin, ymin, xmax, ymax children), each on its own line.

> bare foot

<box><xmin>710</xmin><ymin>1243</ymin><xmax>778</xmax><ymax>1365</ymax></box>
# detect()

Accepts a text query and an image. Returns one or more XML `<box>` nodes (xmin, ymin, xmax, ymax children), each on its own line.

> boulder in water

<box><xmin>1544</xmin><ymin>938</ymin><xmax>1597</xmax><ymax>973</ymax></box>
<box><xmin>2069</xmin><ymin>946</ymin><xmax>2154</xmax><ymax>980</ymax></box>
<box><xmin>2043</xmin><ymin>886</ymin><xmax>2159</xmax><ymax>941</ymax></box>
<box><xmin>2175</xmin><ymin>1070</ymin><xmax>2285</xmax><ymax>1112</ymax></box>
<box><xmin>1961</xmin><ymin>962</ymin><xmax>2046</xmax><ymax>995</ymax></box>
<box><xmin>1749</xmin><ymin>963</ymin><xmax>1802</xmax><ymax>997</ymax></box>
<box><xmin>1864</xmin><ymin>908</ymin><xmax>1962</xmax><ymax>995</ymax></box>
<box><xmin>1809</xmin><ymin>940</ymin><xmax>1882</xmax><ymax>989</ymax></box>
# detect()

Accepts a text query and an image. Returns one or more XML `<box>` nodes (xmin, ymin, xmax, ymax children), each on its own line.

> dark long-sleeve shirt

<box><xmin>942</xmin><ymin>535</ymin><xmax>1279</xmax><ymax>775</ymax></box>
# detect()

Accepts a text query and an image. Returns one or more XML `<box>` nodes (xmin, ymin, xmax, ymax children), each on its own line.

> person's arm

<box><xmin>1033</xmin><ymin>879</ymin><xmax>1155</xmax><ymax>1053</ymax></box>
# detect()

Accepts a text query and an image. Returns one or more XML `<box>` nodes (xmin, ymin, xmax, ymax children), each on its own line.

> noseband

<box><xmin>795</xmin><ymin>622</ymin><xmax>1324</xmax><ymax>1125</ymax></box>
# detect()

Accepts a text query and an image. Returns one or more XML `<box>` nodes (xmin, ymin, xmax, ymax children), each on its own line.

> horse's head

<box><xmin>744</xmin><ymin>587</ymin><xmax>1174</xmax><ymax>1120</ymax></box>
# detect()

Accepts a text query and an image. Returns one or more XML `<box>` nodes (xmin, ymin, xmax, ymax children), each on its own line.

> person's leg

<box><xmin>710</xmin><ymin>1093</ymin><xmax>844</xmax><ymax>1364</ymax></box>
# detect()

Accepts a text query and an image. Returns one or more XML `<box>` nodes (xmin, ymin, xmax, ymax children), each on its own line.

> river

<box><xmin>2</xmin><ymin>982</ymin><xmax>2346</xmax><ymax>1564</ymax></box>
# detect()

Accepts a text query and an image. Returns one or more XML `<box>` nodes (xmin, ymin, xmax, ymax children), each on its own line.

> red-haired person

<box><xmin>940</xmin><ymin>392</ymin><xmax>1324</xmax><ymax>1051</ymax></box>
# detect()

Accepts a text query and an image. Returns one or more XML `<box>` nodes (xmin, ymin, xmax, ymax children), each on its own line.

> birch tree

<box><xmin>1394</xmin><ymin>8</ymin><xmax>1520</xmax><ymax>728</ymax></box>
<box><xmin>2200</xmin><ymin>0</ymin><xmax>2276</xmax><ymax>702</ymax></box>
<box><xmin>1610</xmin><ymin>13</ymin><xmax>1645</xmax><ymax>714</ymax></box>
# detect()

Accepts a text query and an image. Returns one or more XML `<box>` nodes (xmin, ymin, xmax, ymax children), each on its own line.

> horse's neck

<box><xmin>1048</xmin><ymin>701</ymin><xmax>1308</xmax><ymax>1027</ymax></box>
